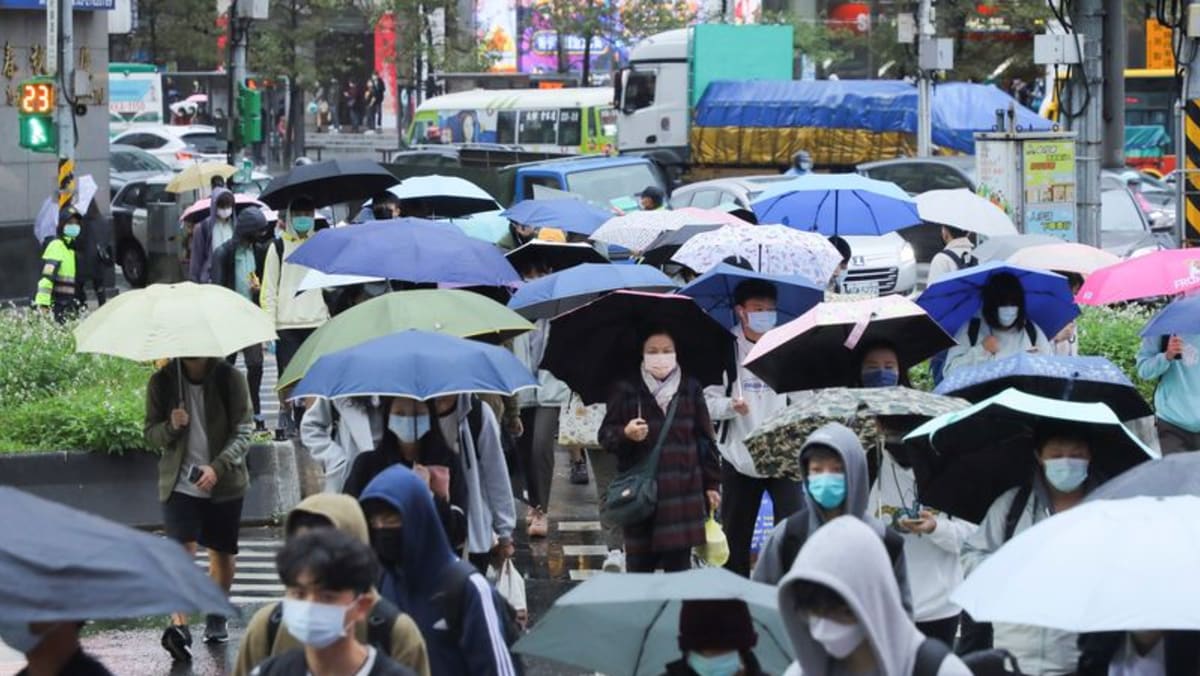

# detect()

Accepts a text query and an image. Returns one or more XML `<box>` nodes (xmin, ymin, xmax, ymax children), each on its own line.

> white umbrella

<box><xmin>951</xmin><ymin>495</ymin><xmax>1200</xmax><ymax>632</ymax></box>
<box><xmin>1008</xmin><ymin>242</ymin><xmax>1121</xmax><ymax>276</ymax></box>
<box><xmin>388</xmin><ymin>175</ymin><xmax>499</xmax><ymax>216</ymax></box>
<box><xmin>591</xmin><ymin>210</ymin><xmax>724</xmax><ymax>253</ymax></box>
<box><xmin>672</xmin><ymin>224</ymin><xmax>842</xmax><ymax>284</ymax></box>
<box><xmin>297</xmin><ymin>268</ymin><xmax>385</xmax><ymax>293</ymax></box>
<box><xmin>916</xmin><ymin>189</ymin><xmax>1018</xmax><ymax>236</ymax></box>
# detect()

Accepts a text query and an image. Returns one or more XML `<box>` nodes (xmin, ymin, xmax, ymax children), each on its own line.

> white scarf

<box><xmin>640</xmin><ymin>364</ymin><xmax>681</xmax><ymax>414</ymax></box>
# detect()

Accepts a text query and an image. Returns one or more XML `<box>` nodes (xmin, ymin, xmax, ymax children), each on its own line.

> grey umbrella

<box><xmin>1087</xmin><ymin>452</ymin><xmax>1200</xmax><ymax>501</ymax></box>
<box><xmin>0</xmin><ymin>487</ymin><xmax>237</xmax><ymax>624</ymax></box>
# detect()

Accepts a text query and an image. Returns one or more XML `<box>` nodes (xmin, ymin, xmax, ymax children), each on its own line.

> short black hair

<box><xmin>800</xmin><ymin>444</ymin><xmax>842</xmax><ymax>475</ymax></box>
<box><xmin>639</xmin><ymin>185</ymin><xmax>664</xmax><ymax>207</ymax></box>
<box><xmin>210</xmin><ymin>175</ymin><xmax>226</xmax><ymax>189</ymax></box>
<box><xmin>789</xmin><ymin>580</ymin><xmax>851</xmax><ymax>615</ymax></box>
<box><xmin>828</xmin><ymin>236</ymin><xmax>852</xmax><ymax>265</ymax></box>
<box><xmin>734</xmin><ymin>278</ymin><xmax>778</xmax><ymax>307</ymax></box>
<box><xmin>638</xmin><ymin>323</ymin><xmax>676</xmax><ymax>346</ymax></box>
<box><xmin>289</xmin><ymin>196</ymin><xmax>317</xmax><ymax>213</ymax></box>
<box><xmin>215</xmin><ymin>191</ymin><xmax>236</xmax><ymax>208</ymax></box>
<box><xmin>1034</xmin><ymin>424</ymin><xmax>1091</xmax><ymax>455</ymax></box>
<box><xmin>276</xmin><ymin>528</ymin><xmax>379</xmax><ymax>595</ymax></box>
<box><xmin>981</xmin><ymin>272</ymin><xmax>1027</xmax><ymax>330</ymax></box>
<box><xmin>943</xmin><ymin>225</ymin><xmax>969</xmax><ymax>239</ymax></box>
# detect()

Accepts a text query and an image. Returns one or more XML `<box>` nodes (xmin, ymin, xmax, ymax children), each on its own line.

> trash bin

<box><xmin>146</xmin><ymin>201</ymin><xmax>184</xmax><ymax>283</ymax></box>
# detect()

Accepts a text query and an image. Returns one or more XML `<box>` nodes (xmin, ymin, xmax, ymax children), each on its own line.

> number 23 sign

<box><xmin>18</xmin><ymin>78</ymin><xmax>55</xmax><ymax>115</ymax></box>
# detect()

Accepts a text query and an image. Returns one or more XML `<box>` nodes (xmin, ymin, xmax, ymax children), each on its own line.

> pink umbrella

<box><xmin>180</xmin><ymin>194</ymin><xmax>266</xmax><ymax>223</ymax></box>
<box><xmin>743</xmin><ymin>295</ymin><xmax>955</xmax><ymax>392</ymax></box>
<box><xmin>1076</xmin><ymin>249</ymin><xmax>1200</xmax><ymax>305</ymax></box>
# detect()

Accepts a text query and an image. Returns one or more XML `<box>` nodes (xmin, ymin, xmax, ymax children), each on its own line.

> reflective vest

<box><xmin>34</xmin><ymin>238</ymin><xmax>76</xmax><ymax>307</ymax></box>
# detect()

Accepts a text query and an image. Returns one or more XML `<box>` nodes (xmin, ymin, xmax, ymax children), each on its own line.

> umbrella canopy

<box><xmin>1007</xmin><ymin>242</ymin><xmax>1120</xmax><ymax>276</ymax></box>
<box><xmin>1140</xmin><ymin>293</ymin><xmax>1200</xmax><ymax>338</ymax></box>
<box><xmin>440</xmin><ymin>210</ymin><xmax>510</xmax><ymax>243</ymax></box>
<box><xmin>672</xmin><ymin>224</ymin><xmax>843</xmax><ymax>284</ymax></box>
<box><xmin>677</xmin><ymin>263</ymin><xmax>823</xmax><ymax>331</ymax></box>
<box><xmin>514</xmin><ymin>568</ymin><xmax>793</xmax><ymax>676</ymax></box>
<box><xmin>951</xmin><ymin>495</ymin><xmax>1200</xmax><ymax>632</ymax></box>
<box><xmin>904</xmin><ymin>388</ymin><xmax>1157</xmax><ymax>522</ymax></box>
<box><xmin>745</xmin><ymin>388</ymin><xmax>969</xmax><ymax>480</ymax></box>
<box><xmin>972</xmin><ymin>234</ymin><xmax>1062</xmax><ymax>263</ymax></box>
<box><xmin>934</xmin><ymin>353</ymin><xmax>1152</xmax><ymax>421</ymax></box>
<box><xmin>505</xmin><ymin>241</ymin><xmax>609</xmax><ymax>274</ymax></box>
<box><xmin>915</xmin><ymin>189</ymin><xmax>1018</xmax><ymax>237</ymax></box>
<box><xmin>1077</xmin><ymin>249</ymin><xmax>1200</xmax><ymax>305</ymax></box>
<box><xmin>278</xmin><ymin>289</ymin><xmax>533</xmax><ymax>390</ymax></box>
<box><xmin>916</xmin><ymin>261</ymin><xmax>1079</xmax><ymax>338</ymax></box>
<box><xmin>73</xmin><ymin>282</ymin><xmax>276</xmax><ymax>360</ymax></box>
<box><xmin>1087</xmin><ymin>453</ymin><xmax>1200</xmax><ymax>501</ymax></box>
<box><xmin>166</xmin><ymin>162</ymin><xmax>236</xmax><ymax>194</ymax></box>
<box><xmin>750</xmin><ymin>173</ymin><xmax>921</xmax><ymax>236</ymax></box>
<box><xmin>591</xmin><ymin>210</ymin><xmax>725</xmax><ymax>253</ymax></box>
<box><xmin>744</xmin><ymin>296</ymin><xmax>956</xmax><ymax>392</ymax></box>
<box><xmin>507</xmin><ymin>263</ymin><xmax>677</xmax><ymax>321</ymax></box>
<box><xmin>675</xmin><ymin>206</ymin><xmax>755</xmax><ymax>227</ymax></box>
<box><xmin>639</xmin><ymin>224</ymin><xmax>724</xmax><ymax>268</ymax></box>
<box><xmin>291</xmin><ymin>330</ymin><xmax>535</xmax><ymax>401</ymax></box>
<box><xmin>180</xmin><ymin>193</ymin><xmax>268</xmax><ymax>223</ymax></box>
<box><xmin>0</xmin><ymin>487</ymin><xmax>236</xmax><ymax>623</ymax></box>
<box><xmin>387</xmin><ymin>175</ymin><xmax>499</xmax><ymax>217</ymax></box>
<box><xmin>500</xmin><ymin>198</ymin><xmax>613</xmax><ymax>236</ymax></box>
<box><xmin>297</xmin><ymin>270</ymin><xmax>386</xmax><ymax>293</ymax></box>
<box><xmin>285</xmin><ymin>218</ymin><xmax>521</xmax><ymax>288</ymax></box>
<box><xmin>258</xmin><ymin>159</ymin><xmax>398</xmax><ymax>209</ymax></box>
<box><xmin>543</xmin><ymin>291</ymin><xmax>736</xmax><ymax>404</ymax></box>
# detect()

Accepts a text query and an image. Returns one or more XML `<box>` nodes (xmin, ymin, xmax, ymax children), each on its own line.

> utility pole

<box><xmin>1100</xmin><ymin>0</ymin><xmax>1125</xmax><ymax>168</ymax></box>
<box><xmin>1179</xmin><ymin>3</ymin><xmax>1200</xmax><ymax>246</ymax></box>
<box><xmin>1068</xmin><ymin>0</ymin><xmax>1103</xmax><ymax>248</ymax></box>
<box><xmin>226</xmin><ymin>0</ymin><xmax>248</xmax><ymax>165</ymax></box>
<box><xmin>51</xmin><ymin>0</ymin><xmax>75</xmax><ymax>211</ymax></box>
<box><xmin>915</xmin><ymin>0</ymin><xmax>933</xmax><ymax>157</ymax></box>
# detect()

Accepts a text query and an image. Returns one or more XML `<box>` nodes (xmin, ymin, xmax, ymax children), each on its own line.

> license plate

<box><xmin>843</xmin><ymin>280</ymin><xmax>879</xmax><ymax>295</ymax></box>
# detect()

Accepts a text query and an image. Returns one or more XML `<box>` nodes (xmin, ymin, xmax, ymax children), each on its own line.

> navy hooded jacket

<box><xmin>360</xmin><ymin>466</ymin><xmax>518</xmax><ymax>676</ymax></box>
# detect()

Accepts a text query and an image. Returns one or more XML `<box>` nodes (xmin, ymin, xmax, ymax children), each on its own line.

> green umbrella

<box><xmin>745</xmin><ymin>387</ymin><xmax>970</xmax><ymax>480</ymax></box>
<box><xmin>514</xmin><ymin>568</ymin><xmax>793</xmax><ymax>675</ymax></box>
<box><xmin>278</xmin><ymin>289</ymin><xmax>533</xmax><ymax>390</ymax></box>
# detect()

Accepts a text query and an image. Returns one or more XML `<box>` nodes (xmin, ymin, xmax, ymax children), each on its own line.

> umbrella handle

<box><xmin>176</xmin><ymin>359</ymin><xmax>184</xmax><ymax>408</ymax></box>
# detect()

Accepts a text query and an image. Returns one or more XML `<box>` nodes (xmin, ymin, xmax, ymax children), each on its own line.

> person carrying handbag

<box><xmin>598</xmin><ymin>326</ymin><xmax>721</xmax><ymax>573</ymax></box>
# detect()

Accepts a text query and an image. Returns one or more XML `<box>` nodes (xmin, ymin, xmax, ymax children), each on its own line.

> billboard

<box><xmin>478</xmin><ymin>0</ymin><xmax>518</xmax><ymax>72</ymax></box>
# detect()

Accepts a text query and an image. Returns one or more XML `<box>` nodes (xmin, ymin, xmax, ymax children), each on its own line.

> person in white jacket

<box><xmin>926</xmin><ymin>226</ymin><xmax>976</xmax><ymax>285</ymax></box>
<box><xmin>943</xmin><ymin>272</ymin><xmax>1051</xmax><ymax>377</ymax></box>
<box><xmin>260</xmin><ymin>196</ymin><xmax>330</xmax><ymax>439</ymax></box>
<box><xmin>300</xmin><ymin>397</ymin><xmax>385</xmax><ymax>493</ymax></box>
<box><xmin>511</xmin><ymin>318</ymin><xmax>571</xmax><ymax>539</ymax></box>
<box><xmin>704</xmin><ymin>278</ymin><xmax>799</xmax><ymax>577</ymax></box>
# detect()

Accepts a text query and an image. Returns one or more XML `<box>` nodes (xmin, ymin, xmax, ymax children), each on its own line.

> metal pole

<box><xmin>1100</xmin><ymin>0</ymin><xmax>1125</xmax><ymax>168</ymax></box>
<box><xmin>916</xmin><ymin>0</ymin><xmax>933</xmax><ymax>157</ymax></box>
<box><xmin>232</xmin><ymin>14</ymin><xmax>247</xmax><ymax>163</ymax></box>
<box><xmin>1069</xmin><ymin>0</ymin><xmax>1103</xmax><ymax>247</ymax></box>
<box><xmin>56</xmin><ymin>0</ymin><xmax>75</xmax><ymax>211</ymax></box>
<box><xmin>1181</xmin><ymin>6</ymin><xmax>1200</xmax><ymax>246</ymax></box>
<box><xmin>226</xmin><ymin>0</ymin><xmax>237</xmax><ymax>165</ymax></box>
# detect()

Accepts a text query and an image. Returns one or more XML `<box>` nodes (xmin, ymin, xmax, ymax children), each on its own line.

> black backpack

<box><xmin>940</xmin><ymin>248</ymin><xmax>979</xmax><ymax>271</ymax></box>
<box><xmin>915</xmin><ymin>638</ymin><xmax>1025</xmax><ymax>676</ymax></box>
<box><xmin>434</xmin><ymin>559</ymin><xmax>524</xmax><ymax>672</ymax></box>
<box><xmin>265</xmin><ymin>595</ymin><xmax>399</xmax><ymax>655</ymax></box>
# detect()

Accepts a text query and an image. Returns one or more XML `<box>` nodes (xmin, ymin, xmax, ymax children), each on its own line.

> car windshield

<box><xmin>1101</xmin><ymin>188</ymin><xmax>1147</xmax><ymax>231</ymax></box>
<box><xmin>566</xmin><ymin>164</ymin><xmax>660</xmax><ymax>208</ymax></box>
<box><xmin>181</xmin><ymin>132</ymin><xmax>227</xmax><ymax>154</ymax></box>
<box><xmin>112</xmin><ymin>148</ymin><xmax>172</xmax><ymax>173</ymax></box>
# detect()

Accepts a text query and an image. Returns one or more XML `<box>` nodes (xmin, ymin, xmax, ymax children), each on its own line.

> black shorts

<box><xmin>163</xmin><ymin>492</ymin><xmax>243</xmax><ymax>555</ymax></box>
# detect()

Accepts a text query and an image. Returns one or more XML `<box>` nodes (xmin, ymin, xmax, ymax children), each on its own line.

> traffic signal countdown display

<box><xmin>18</xmin><ymin>78</ymin><xmax>57</xmax><ymax>153</ymax></box>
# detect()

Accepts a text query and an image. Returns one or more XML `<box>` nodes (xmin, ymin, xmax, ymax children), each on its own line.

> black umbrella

<box><xmin>0</xmin><ymin>487</ymin><xmax>237</xmax><ymax>623</ymax></box>
<box><xmin>1087</xmin><ymin>452</ymin><xmax>1200</xmax><ymax>501</ymax></box>
<box><xmin>542</xmin><ymin>290</ymin><xmax>735</xmax><ymax>405</ymax></box>
<box><xmin>639</xmin><ymin>224</ymin><xmax>723</xmax><ymax>267</ymax></box>
<box><xmin>505</xmin><ymin>241</ymin><xmax>609</xmax><ymax>274</ymax></box>
<box><xmin>258</xmin><ymin>159</ymin><xmax>398</xmax><ymax>209</ymax></box>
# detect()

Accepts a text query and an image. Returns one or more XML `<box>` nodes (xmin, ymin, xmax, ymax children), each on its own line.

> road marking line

<box><xmin>557</xmin><ymin>521</ymin><xmax>602</xmax><ymax>532</ymax></box>
<box><xmin>568</xmin><ymin>569</ymin><xmax>601</xmax><ymax>581</ymax></box>
<box><xmin>562</xmin><ymin>545</ymin><xmax>609</xmax><ymax>557</ymax></box>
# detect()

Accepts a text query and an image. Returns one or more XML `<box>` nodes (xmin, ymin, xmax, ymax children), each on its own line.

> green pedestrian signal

<box><xmin>237</xmin><ymin>81</ymin><xmax>263</xmax><ymax>145</ymax></box>
<box><xmin>17</xmin><ymin>78</ymin><xmax>57</xmax><ymax>154</ymax></box>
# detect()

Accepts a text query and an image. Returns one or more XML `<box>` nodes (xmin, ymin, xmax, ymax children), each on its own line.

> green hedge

<box><xmin>0</xmin><ymin>311</ymin><xmax>151</xmax><ymax>454</ymax></box>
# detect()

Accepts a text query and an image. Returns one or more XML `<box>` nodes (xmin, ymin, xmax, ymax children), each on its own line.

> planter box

<box><xmin>0</xmin><ymin>442</ymin><xmax>301</xmax><ymax>529</ymax></box>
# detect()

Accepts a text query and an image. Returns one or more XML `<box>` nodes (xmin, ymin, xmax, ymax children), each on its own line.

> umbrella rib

<box><xmin>632</xmin><ymin>600</ymin><xmax>670</xmax><ymax>675</ymax></box>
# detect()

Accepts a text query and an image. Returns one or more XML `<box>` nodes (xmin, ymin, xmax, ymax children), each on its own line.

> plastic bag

<box><xmin>488</xmin><ymin>559</ymin><xmax>528</xmax><ymax>626</ymax></box>
<box><xmin>697</xmin><ymin>511</ymin><xmax>730</xmax><ymax>567</ymax></box>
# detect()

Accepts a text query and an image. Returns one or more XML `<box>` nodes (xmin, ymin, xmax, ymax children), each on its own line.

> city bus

<box><xmin>406</xmin><ymin>87</ymin><xmax>617</xmax><ymax>155</ymax></box>
<box><xmin>108</xmin><ymin>62</ymin><xmax>164</xmax><ymax>137</ymax></box>
<box><xmin>1124</xmin><ymin>68</ymin><xmax>1176</xmax><ymax>175</ymax></box>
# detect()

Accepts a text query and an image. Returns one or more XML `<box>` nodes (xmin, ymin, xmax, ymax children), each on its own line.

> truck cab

<box><xmin>614</xmin><ymin>29</ymin><xmax>692</xmax><ymax>165</ymax></box>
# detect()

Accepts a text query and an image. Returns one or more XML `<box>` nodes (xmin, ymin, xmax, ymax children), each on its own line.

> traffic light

<box><xmin>237</xmin><ymin>81</ymin><xmax>262</xmax><ymax>145</ymax></box>
<box><xmin>17</xmin><ymin>77</ymin><xmax>57</xmax><ymax>153</ymax></box>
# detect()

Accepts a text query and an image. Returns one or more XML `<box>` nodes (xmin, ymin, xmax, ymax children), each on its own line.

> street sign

<box><xmin>46</xmin><ymin>0</ymin><xmax>58</xmax><ymax>75</ymax></box>
<box><xmin>976</xmin><ymin>131</ymin><xmax>1078</xmax><ymax>241</ymax></box>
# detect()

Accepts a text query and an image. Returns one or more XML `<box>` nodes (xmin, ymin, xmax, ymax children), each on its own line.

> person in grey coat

<box><xmin>300</xmin><ymin>397</ymin><xmax>386</xmax><ymax>493</ymax></box>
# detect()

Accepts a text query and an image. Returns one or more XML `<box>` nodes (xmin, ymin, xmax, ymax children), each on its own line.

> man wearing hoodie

<box><xmin>234</xmin><ymin>494</ymin><xmax>430</xmax><ymax>676</ymax></box>
<box><xmin>753</xmin><ymin>424</ymin><xmax>912</xmax><ymax>615</ymax></box>
<box><xmin>704</xmin><ymin>278</ymin><xmax>800</xmax><ymax>577</ymax></box>
<box><xmin>779</xmin><ymin>516</ymin><xmax>972</xmax><ymax>676</ymax></box>
<box><xmin>260</xmin><ymin>196</ymin><xmax>330</xmax><ymax>439</ymax></box>
<box><xmin>359</xmin><ymin>466</ymin><xmax>520</xmax><ymax>676</ymax></box>
<box><xmin>190</xmin><ymin>190</ymin><xmax>238</xmax><ymax>283</ymax></box>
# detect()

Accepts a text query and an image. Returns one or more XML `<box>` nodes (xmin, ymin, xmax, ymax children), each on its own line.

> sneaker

<box><xmin>273</xmin><ymin>428</ymin><xmax>287</xmax><ymax>442</ymax></box>
<box><xmin>254</xmin><ymin>416</ymin><xmax>267</xmax><ymax>432</ymax></box>
<box><xmin>527</xmin><ymin>509</ymin><xmax>548</xmax><ymax>538</ymax></box>
<box><xmin>161</xmin><ymin>624</ymin><xmax>192</xmax><ymax>661</ymax></box>
<box><xmin>602</xmin><ymin>549</ymin><xmax>625</xmax><ymax>573</ymax></box>
<box><xmin>569</xmin><ymin>459</ymin><xmax>589</xmax><ymax>485</ymax></box>
<box><xmin>203</xmin><ymin>614</ymin><xmax>228</xmax><ymax>644</ymax></box>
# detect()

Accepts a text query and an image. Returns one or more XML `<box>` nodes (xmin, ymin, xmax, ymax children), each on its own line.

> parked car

<box><xmin>110</xmin><ymin>175</ymin><xmax>175</xmax><ymax>287</ymax></box>
<box><xmin>110</xmin><ymin>143</ymin><xmax>175</xmax><ymax>193</ymax></box>
<box><xmin>1100</xmin><ymin>174</ymin><xmax>1173</xmax><ymax>256</ymax></box>
<box><xmin>110</xmin><ymin>124</ymin><xmax>228</xmax><ymax>170</ymax></box>
<box><xmin>670</xmin><ymin>175</ymin><xmax>919</xmax><ymax>295</ymax></box>
<box><xmin>857</xmin><ymin>157</ymin><xmax>977</xmax><ymax>263</ymax></box>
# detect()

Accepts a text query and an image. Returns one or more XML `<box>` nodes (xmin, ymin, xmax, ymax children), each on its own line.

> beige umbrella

<box><xmin>1008</xmin><ymin>242</ymin><xmax>1121</xmax><ymax>276</ymax></box>
<box><xmin>166</xmin><ymin>162</ymin><xmax>237</xmax><ymax>194</ymax></box>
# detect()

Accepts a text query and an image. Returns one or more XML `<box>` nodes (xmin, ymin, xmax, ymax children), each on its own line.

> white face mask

<box><xmin>281</xmin><ymin>597</ymin><xmax>355</xmax><ymax>649</ymax></box>
<box><xmin>643</xmin><ymin>352</ymin><xmax>677</xmax><ymax>379</ymax></box>
<box><xmin>808</xmin><ymin>615</ymin><xmax>865</xmax><ymax>659</ymax></box>
<box><xmin>216</xmin><ymin>207</ymin><xmax>233</xmax><ymax>221</ymax></box>
<box><xmin>996</xmin><ymin>305</ymin><xmax>1020</xmax><ymax>328</ymax></box>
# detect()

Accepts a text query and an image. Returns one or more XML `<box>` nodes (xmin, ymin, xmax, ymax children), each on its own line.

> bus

<box><xmin>109</xmin><ymin>62</ymin><xmax>164</xmax><ymax>137</ymax></box>
<box><xmin>1124</xmin><ymin>68</ymin><xmax>1176</xmax><ymax>175</ymax></box>
<box><xmin>406</xmin><ymin>87</ymin><xmax>617</xmax><ymax>155</ymax></box>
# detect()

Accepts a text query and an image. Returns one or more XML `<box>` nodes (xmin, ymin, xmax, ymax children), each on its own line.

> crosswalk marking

<box><xmin>568</xmin><ymin>569</ymin><xmax>601</xmax><ymax>581</ymax></box>
<box><xmin>561</xmin><ymin>544</ymin><xmax>609</xmax><ymax>557</ymax></box>
<box><xmin>194</xmin><ymin>537</ymin><xmax>285</xmax><ymax>601</ymax></box>
<box><xmin>557</xmin><ymin>521</ymin><xmax>602</xmax><ymax>532</ymax></box>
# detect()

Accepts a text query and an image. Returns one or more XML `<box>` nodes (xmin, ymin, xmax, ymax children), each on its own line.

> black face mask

<box><xmin>370</xmin><ymin>527</ymin><xmax>403</xmax><ymax>567</ymax></box>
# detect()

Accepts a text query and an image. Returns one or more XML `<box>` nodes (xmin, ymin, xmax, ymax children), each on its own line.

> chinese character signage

<box><xmin>1022</xmin><ymin>139</ymin><xmax>1077</xmax><ymax>241</ymax></box>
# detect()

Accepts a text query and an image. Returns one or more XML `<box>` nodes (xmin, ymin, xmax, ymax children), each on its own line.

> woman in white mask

<box><xmin>341</xmin><ymin>397</ymin><xmax>467</xmax><ymax>551</ymax></box>
<box><xmin>598</xmin><ymin>326</ymin><xmax>722</xmax><ymax>573</ymax></box>
<box><xmin>944</xmin><ymin>272</ymin><xmax>1052</xmax><ymax>377</ymax></box>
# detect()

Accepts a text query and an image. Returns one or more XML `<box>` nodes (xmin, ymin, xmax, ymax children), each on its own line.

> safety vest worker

<box><xmin>35</xmin><ymin>206</ymin><xmax>82</xmax><ymax>323</ymax></box>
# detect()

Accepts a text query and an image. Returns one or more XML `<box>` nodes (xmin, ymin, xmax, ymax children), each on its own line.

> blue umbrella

<box><xmin>507</xmin><ymin>263</ymin><xmax>677</xmax><ymax>320</ymax></box>
<box><xmin>1141</xmin><ymin>294</ymin><xmax>1200</xmax><ymax>337</ymax></box>
<box><xmin>934</xmin><ymin>353</ymin><xmax>1151</xmax><ymax>420</ymax></box>
<box><xmin>677</xmin><ymin>263</ymin><xmax>824</xmax><ymax>330</ymax></box>
<box><xmin>501</xmin><ymin>199</ymin><xmax>613</xmax><ymax>236</ymax></box>
<box><xmin>916</xmin><ymin>261</ymin><xmax>1079</xmax><ymax>338</ymax></box>
<box><xmin>750</xmin><ymin>173</ymin><xmax>921</xmax><ymax>235</ymax></box>
<box><xmin>291</xmin><ymin>330</ymin><xmax>536</xmax><ymax>401</ymax></box>
<box><xmin>286</xmin><ymin>218</ymin><xmax>521</xmax><ymax>287</ymax></box>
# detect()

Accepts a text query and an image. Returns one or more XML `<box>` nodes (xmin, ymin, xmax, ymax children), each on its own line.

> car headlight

<box><xmin>899</xmin><ymin>242</ymin><xmax>916</xmax><ymax>264</ymax></box>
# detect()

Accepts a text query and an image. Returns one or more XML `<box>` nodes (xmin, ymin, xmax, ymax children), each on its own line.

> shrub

<box><xmin>1076</xmin><ymin>304</ymin><xmax>1159</xmax><ymax>403</ymax></box>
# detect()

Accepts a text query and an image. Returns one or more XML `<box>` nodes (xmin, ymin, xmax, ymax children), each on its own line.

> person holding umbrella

<box><xmin>943</xmin><ymin>272</ymin><xmax>1052</xmax><ymax>376</ymax></box>
<box><xmin>598</xmin><ymin>325</ymin><xmax>722</xmax><ymax>573</ymax></box>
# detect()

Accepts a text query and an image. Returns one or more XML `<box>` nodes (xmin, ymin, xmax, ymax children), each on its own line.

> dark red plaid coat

<box><xmin>599</xmin><ymin>373</ymin><xmax>720</xmax><ymax>555</ymax></box>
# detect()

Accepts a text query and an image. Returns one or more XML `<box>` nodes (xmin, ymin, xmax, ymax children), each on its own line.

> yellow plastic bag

<box><xmin>698</xmin><ymin>511</ymin><xmax>730</xmax><ymax>567</ymax></box>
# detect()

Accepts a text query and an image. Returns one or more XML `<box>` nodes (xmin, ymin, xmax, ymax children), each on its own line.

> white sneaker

<box><xmin>602</xmin><ymin>549</ymin><xmax>625</xmax><ymax>573</ymax></box>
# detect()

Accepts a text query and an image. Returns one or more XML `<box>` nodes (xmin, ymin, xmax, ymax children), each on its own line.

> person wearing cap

<box><xmin>34</xmin><ymin>207</ymin><xmax>84</xmax><ymax>323</ymax></box>
<box><xmin>665</xmin><ymin>599</ymin><xmax>766</xmax><ymax>676</ymax></box>
<box><xmin>639</xmin><ymin>185</ymin><xmax>666</xmax><ymax>211</ymax></box>
<box><xmin>784</xmin><ymin>150</ymin><xmax>813</xmax><ymax>176</ymax></box>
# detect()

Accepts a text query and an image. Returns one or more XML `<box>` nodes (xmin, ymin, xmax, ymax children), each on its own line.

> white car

<box><xmin>670</xmin><ymin>175</ymin><xmax>919</xmax><ymax>295</ymax></box>
<box><xmin>110</xmin><ymin>124</ymin><xmax>228</xmax><ymax>170</ymax></box>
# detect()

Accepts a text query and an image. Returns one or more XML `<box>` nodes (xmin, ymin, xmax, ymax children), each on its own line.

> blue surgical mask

<box><xmin>861</xmin><ymin>367</ymin><xmax>900</xmax><ymax>388</ymax></box>
<box><xmin>807</xmin><ymin>472</ymin><xmax>847</xmax><ymax>510</ymax></box>
<box><xmin>687</xmin><ymin>651</ymin><xmax>742</xmax><ymax>676</ymax></box>
<box><xmin>0</xmin><ymin>623</ymin><xmax>45</xmax><ymax>654</ymax></box>
<box><xmin>389</xmin><ymin>414</ymin><xmax>430</xmax><ymax>444</ymax></box>
<box><xmin>746</xmin><ymin>310</ymin><xmax>777</xmax><ymax>335</ymax></box>
<box><xmin>1044</xmin><ymin>457</ymin><xmax>1089</xmax><ymax>493</ymax></box>
<box><xmin>63</xmin><ymin>223</ymin><xmax>81</xmax><ymax>239</ymax></box>
<box><xmin>997</xmin><ymin>305</ymin><xmax>1020</xmax><ymax>328</ymax></box>
<box><xmin>291</xmin><ymin>215</ymin><xmax>315</xmax><ymax>235</ymax></box>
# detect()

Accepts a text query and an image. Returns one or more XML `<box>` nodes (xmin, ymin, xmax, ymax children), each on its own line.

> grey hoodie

<box><xmin>778</xmin><ymin>516</ymin><xmax>972</xmax><ymax>676</ymax></box>
<box><xmin>752</xmin><ymin>424</ymin><xmax>912</xmax><ymax>614</ymax></box>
